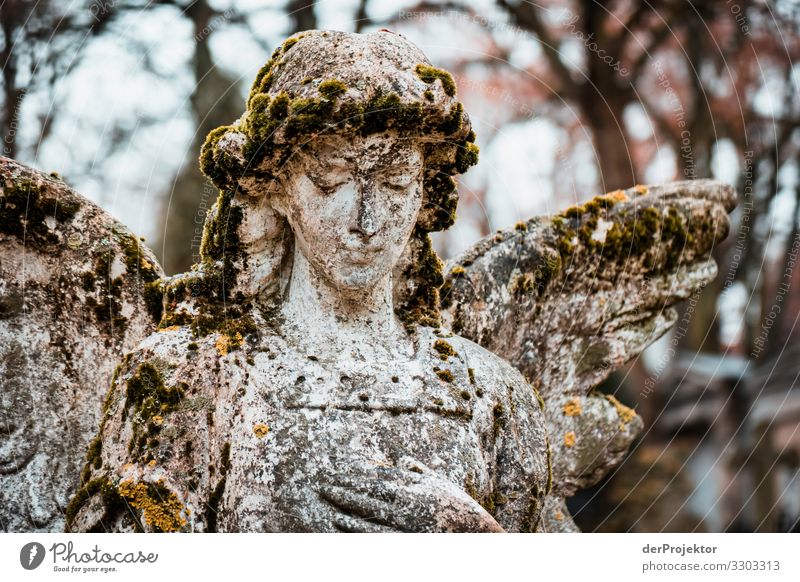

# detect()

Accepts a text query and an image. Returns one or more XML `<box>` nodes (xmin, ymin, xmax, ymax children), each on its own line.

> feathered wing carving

<box><xmin>0</xmin><ymin>156</ymin><xmax>163</xmax><ymax>531</ymax></box>
<box><xmin>441</xmin><ymin>179</ymin><xmax>736</xmax><ymax>531</ymax></box>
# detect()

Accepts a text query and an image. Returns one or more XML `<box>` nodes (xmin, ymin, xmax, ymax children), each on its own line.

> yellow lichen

<box><xmin>634</xmin><ymin>184</ymin><xmax>649</xmax><ymax>196</ymax></box>
<box><xmin>603</xmin><ymin>189</ymin><xmax>630</xmax><ymax>203</ymax></box>
<box><xmin>554</xmin><ymin>509</ymin><xmax>564</xmax><ymax>521</ymax></box>
<box><xmin>564</xmin><ymin>431</ymin><xmax>576</xmax><ymax>448</ymax></box>
<box><xmin>117</xmin><ymin>479</ymin><xmax>187</xmax><ymax>532</ymax></box>
<box><xmin>215</xmin><ymin>332</ymin><xmax>243</xmax><ymax>356</ymax></box>
<box><xmin>151</xmin><ymin>415</ymin><xmax>164</xmax><ymax>426</ymax></box>
<box><xmin>604</xmin><ymin>393</ymin><xmax>637</xmax><ymax>424</ymax></box>
<box><xmin>253</xmin><ymin>423</ymin><xmax>270</xmax><ymax>438</ymax></box>
<box><xmin>158</xmin><ymin>325</ymin><xmax>182</xmax><ymax>332</ymax></box>
<box><xmin>562</xmin><ymin>397</ymin><xmax>582</xmax><ymax>417</ymax></box>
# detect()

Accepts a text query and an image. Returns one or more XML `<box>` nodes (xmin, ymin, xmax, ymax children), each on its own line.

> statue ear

<box><xmin>235</xmin><ymin>194</ymin><xmax>292</xmax><ymax>301</ymax></box>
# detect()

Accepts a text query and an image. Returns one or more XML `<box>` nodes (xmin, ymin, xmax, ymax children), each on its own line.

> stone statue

<box><xmin>0</xmin><ymin>30</ymin><xmax>736</xmax><ymax>533</ymax></box>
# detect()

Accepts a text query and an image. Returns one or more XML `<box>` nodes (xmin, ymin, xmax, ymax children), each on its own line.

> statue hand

<box><xmin>317</xmin><ymin>459</ymin><xmax>504</xmax><ymax>533</ymax></box>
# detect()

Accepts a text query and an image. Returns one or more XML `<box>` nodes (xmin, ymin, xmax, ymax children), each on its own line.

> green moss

<box><xmin>492</xmin><ymin>403</ymin><xmax>505</xmax><ymax>439</ymax></box>
<box><xmin>65</xmin><ymin>475</ymin><xmax>133</xmax><ymax>533</ymax></box>
<box><xmin>434</xmin><ymin>368</ymin><xmax>454</xmax><ymax>383</ymax></box>
<box><xmin>532</xmin><ymin>383</ymin><xmax>546</xmax><ymax>412</ymax></box>
<box><xmin>143</xmin><ymin>280</ymin><xmax>164</xmax><ymax>323</ymax></box>
<box><xmin>318</xmin><ymin>78</ymin><xmax>347</xmax><ymax>99</ymax></box>
<box><xmin>282</xmin><ymin>36</ymin><xmax>300</xmax><ymax>52</ymax></box>
<box><xmin>248</xmin><ymin>59</ymin><xmax>275</xmax><ymax>105</ymax></box>
<box><xmin>440</xmin><ymin>102</ymin><xmax>464</xmax><ymax>134</ymax></box>
<box><xmin>198</xmin><ymin>125</ymin><xmax>236</xmax><ymax>189</ymax></box>
<box><xmin>357</xmin><ymin>90</ymin><xmax>425</xmax><ymax>136</ymax></box>
<box><xmin>268</xmin><ymin>92</ymin><xmax>290</xmax><ymax>120</ymax></box>
<box><xmin>124</xmin><ymin>363</ymin><xmax>184</xmax><ymax>459</ymax></box>
<box><xmin>414</xmin><ymin>63</ymin><xmax>456</xmax><ymax>96</ymax></box>
<box><xmin>519</xmin><ymin>496</ymin><xmax>542</xmax><ymax>533</ymax></box>
<box><xmin>454</xmin><ymin>141</ymin><xmax>479</xmax><ymax>174</ymax></box>
<box><xmin>550</xmin><ymin>193</ymin><xmax>698</xmax><ymax>277</ymax></box>
<box><xmin>424</xmin><ymin>172</ymin><xmax>458</xmax><ymax>230</ymax></box>
<box><xmin>119</xmin><ymin>232</ymin><xmax>159</xmax><ymax>283</ymax></box>
<box><xmin>509</xmin><ymin>252</ymin><xmax>561</xmax><ymax>300</ymax></box>
<box><xmin>396</xmin><ymin>230</ymin><xmax>444</xmax><ymax>329</ymax></box>
<box><xmin>433</xmin><ymin>339</ymin><xmax>458</xmax><ymax>360</ymax></box>
<box><xmin>0</xmin><ymin>177</ymin><xmax>79</xmax><ymax>249</ymax></box>
<box><xmin>156</xmin><ymin>186</ymin><xmax>255</xmax><ymax>338</ymax></box>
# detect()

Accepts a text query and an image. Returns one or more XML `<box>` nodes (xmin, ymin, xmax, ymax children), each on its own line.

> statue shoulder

<box><xmin>66</xmin><ymin>324</ymin><xmax>263</xmax><ymax>532</ymax></box>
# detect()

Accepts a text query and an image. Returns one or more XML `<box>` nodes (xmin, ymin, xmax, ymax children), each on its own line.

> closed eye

<box><xmin>308</xmin><ymin>171</ymin><xmax>350</xmax><ymax>195</ymax></box>
<box><xmin>376</xmin><ymin>167</ymin><xmax>417</xmax><ymax>191</ymax></box>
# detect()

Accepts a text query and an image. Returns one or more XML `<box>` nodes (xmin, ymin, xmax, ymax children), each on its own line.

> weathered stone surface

<box><xmin>442</xmin><ymin>179</ymin><xmax>736</xmax><ymax>526</ymax></box>
<box><xmin>69</xmin><ymin>30</ymin><xmax>551</xmax><ymax>533</ymax></box>
<box><xmin>0</xmin><ymin>156</ymin><xmax>162</xmax><ymax>532</ymax></box>
<box><xmin>2</xmin><ymin>29</ymin><xmax>736</xmax><ymax>533</ymax></box>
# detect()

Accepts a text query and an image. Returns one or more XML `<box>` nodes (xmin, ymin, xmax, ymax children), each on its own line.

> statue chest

<box><xmin>213</xmin><ymin>353</ymin><xmax>497</xmax><ymax>531</ymax></box>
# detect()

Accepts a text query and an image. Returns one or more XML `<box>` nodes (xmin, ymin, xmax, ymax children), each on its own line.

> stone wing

<box><xmin>441</xmin><ymin>179</ymin><xmax>736</xmax><ymax>530</ymax></box>
<box><xmin>0</xmin><ymin>156</ymin><xmax>164</xmax><ymax>531</ymax></box>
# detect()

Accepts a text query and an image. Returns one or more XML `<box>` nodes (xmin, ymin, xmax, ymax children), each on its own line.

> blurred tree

<box><xmin>155</xmin><ymin>0</ymin><xmax>244</xmax><ymax>274</ymax></box>
<box><xmin>156</xmin><ymin>0</ymin><xmax>318</xmax><ymax>274</ymax></box>
<box><xmin>0</xmin><ymin>0</ymin><xmax>120</xmax><ymax>160</ymax></box>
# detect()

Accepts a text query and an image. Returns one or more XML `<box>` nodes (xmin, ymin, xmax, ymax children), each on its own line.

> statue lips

<box><xmin>341</xmin><ymin>244</ymin><xmax>385</xmax><ymax>265</ymax></box>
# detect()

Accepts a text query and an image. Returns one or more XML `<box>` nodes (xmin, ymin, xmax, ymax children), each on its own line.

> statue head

<box><xmin>167</xmin><ymin>30</ymin><xmax>478</xmax><ymax>330</ymax></box>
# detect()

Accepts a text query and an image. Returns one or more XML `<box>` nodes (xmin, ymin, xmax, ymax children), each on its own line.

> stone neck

<box><xmin>279</xmin><ymin>244</ymin><xmax>406</xmax><ymax>354</ymax></box>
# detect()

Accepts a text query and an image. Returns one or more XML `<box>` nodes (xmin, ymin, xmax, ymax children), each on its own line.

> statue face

<box><xmin>280</xmin><ymin>135</ymin><xmax>424</xmax><ymax>293</ymax></box>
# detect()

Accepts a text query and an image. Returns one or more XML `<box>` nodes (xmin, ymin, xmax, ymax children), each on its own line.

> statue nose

<box><xmin>351</xmin><ymin>179</ymin><xmax>378</xmax><ymax>239</ymax></box>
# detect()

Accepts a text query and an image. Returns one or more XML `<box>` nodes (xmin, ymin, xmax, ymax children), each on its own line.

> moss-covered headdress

<box><xmin>158</xmin><ymin>30</ymin><xmax>479</xmax><ymax>335</ymax></box>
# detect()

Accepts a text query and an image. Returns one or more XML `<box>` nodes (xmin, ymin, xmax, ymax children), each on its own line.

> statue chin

<box><xmin>322</xmin><ymin>262</ymin><xmax>389</xmax><ymax>295</ymax></box>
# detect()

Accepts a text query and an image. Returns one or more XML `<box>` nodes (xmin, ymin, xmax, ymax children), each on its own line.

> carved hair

<box><xmin>162</xmin><ymin>30</ymin><xmax>478</xmax><ymax>331</ymax></box>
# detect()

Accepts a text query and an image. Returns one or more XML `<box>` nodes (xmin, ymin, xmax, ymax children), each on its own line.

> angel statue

<box><xmin>0</xmin><ymin>30</ymin><xmax>735</xmax><ymax>533</ymax></box>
